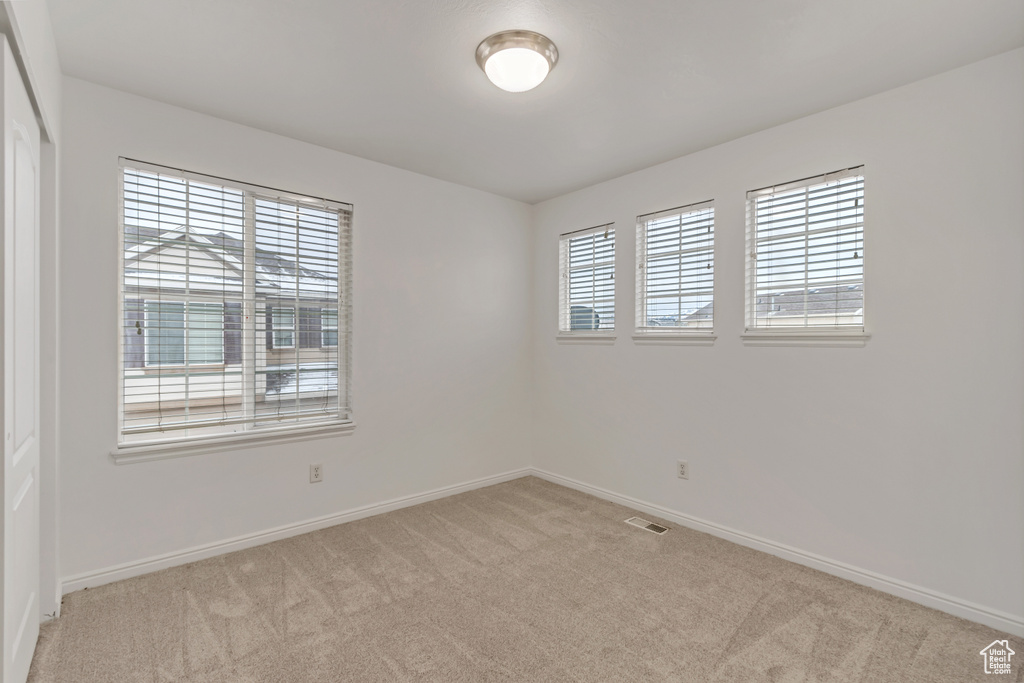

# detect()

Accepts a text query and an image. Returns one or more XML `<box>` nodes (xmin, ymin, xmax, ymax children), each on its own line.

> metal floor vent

<box><xmin>625</xmin><ymin>516</ymin><xmax>669</xmax><ymax>535</ymax></box>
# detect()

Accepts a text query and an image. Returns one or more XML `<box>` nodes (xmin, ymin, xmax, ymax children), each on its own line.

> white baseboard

<box><xmin>530</xmin><ymin>468</ymin><xmax>1024</xmax><ymax>638</ymax></box>
<box><xmin>61</xmin><ymin>468</ymin><xmax>532</xmax><ymax>594</ymax></box>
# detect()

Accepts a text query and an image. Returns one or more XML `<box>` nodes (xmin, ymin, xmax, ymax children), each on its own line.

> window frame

<box><xmin>557</xmin><ymin>223</ymin><xmax>617</xmax><ymax>343</ymax></box>
<box><xmin>115</xmin><ymin>158</ymin><xmax>354</xmax><ymax>461</ymax></box>
<box><xmin>633</xmin><ymin>200</ymin><xmax>716</xmax><ymax>346</ymax></box>
<box><xmin>743</xmin><ymin>167</ymin><xmax>869</xmax><ymax>347</ymax></box>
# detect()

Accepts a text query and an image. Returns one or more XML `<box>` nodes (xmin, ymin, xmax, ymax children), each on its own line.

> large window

<box><xmin>746</xmin><ymin>168</ymin><xmax>864</xmax><ymax>331</ymax></box>
<box><xmin>119</xmin><ymin>160</ymin><xmax>352</xmax><ymax>448</ymax></box>
<box><xmin>635</xmin><ymin>201</ymin><xmax>714</xmax><ymax>336</ymax></box>
<box><xmin>558</xmin><ymin>224</ymin><xmax>615</xmax><ymax>333</ymax></box>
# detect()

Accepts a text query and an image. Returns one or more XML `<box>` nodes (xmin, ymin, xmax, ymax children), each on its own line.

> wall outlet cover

<box><xmin>677</xmin><ymin>460</ymin><xmax>689</xmax><ymax>479</ymax></box>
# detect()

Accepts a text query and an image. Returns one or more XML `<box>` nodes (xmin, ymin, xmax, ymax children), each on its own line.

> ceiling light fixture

<box><xmin>476</xmin><ymin>30</ymin><xmax>558</xmax><ymax>93</ymax></box>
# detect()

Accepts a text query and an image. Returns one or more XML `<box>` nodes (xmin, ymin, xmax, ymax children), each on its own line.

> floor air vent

<box><xmin>625</xmin><ymin>517</ymin><xmax>669</xmax><ymax>535</ymax></box>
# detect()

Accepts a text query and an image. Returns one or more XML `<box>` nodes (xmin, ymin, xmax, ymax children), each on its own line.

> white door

<box><xmin>1</xmin><ymin>35</ymin><xmax>41</xmax><ymax>683</ymax></box>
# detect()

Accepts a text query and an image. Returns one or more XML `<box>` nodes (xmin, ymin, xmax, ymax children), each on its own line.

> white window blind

<box><xmin>119</xmin><ymin>159</ymin><xmax>352</xmax><ymax>447</ymax></box>
<box><xmin>635</xmin><ymin>201</ymin><xmax>714</xmax><ymax>333</ymax></box>
<box><xmin>559</xmin><ymin>224</ymin><xmax>615</xmax><ymax>333</ymax></box>
<box><xmin>746</xmin><ymin>168</ymin><xmax>864</xmax><ymax>330</ymax></box>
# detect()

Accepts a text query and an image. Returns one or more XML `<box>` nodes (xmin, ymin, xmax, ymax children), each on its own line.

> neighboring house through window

<box><xmin>119</xmin><ymin>160</ymin><xmax>353</xmax><ymax>449</ymax></box>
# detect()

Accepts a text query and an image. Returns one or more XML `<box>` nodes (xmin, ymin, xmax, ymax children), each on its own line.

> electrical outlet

<box><xmin>310</xmin><ymin>463</ymin><xmax>323</xmax><ymax>483</ymax></box>
<box><xmin>677</xmin><ymin>460</ymin><xmax>689</xmax><ymax>480</ymax></box>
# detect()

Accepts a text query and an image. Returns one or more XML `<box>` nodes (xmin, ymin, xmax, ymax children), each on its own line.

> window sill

<box><xmin>111</xmin><ymin>420</ymin><xmax>356</xmax><ymax>465</ymax></box>
<box><xmin>556</xmin><ymin>334</ymin><xmax>616</xmax><ymax>345</ymax></box>
<box><xmin>741</xmin><ymin>330</ymin><xmax>870</xmax><ymax>347</ymax></box>
<box><xmin>632</xmin><ymin>332</ymin><xmax>716</xmax><ymax>346</ymax></box>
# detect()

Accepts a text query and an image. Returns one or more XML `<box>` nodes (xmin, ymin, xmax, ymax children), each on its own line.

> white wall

<box><xmin>532</xmin><ymin>49</ymin><xmax>1024</xmax><ymax>628</ymax></box>
<box><xmin>58</xmin><ymin>77</ymin><xmax>534</xmax><ymax>581</ymax></box>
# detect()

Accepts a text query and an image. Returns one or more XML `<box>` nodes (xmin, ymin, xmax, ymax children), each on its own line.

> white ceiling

<box><xmin>49</xmin><ymin>0</ymin><xmax>1023</xmax><ymax>204</ymax></box>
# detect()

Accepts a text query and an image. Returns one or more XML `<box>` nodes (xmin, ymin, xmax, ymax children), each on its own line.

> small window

<box><xmin>322</xmin><ymin>309</ymin><xmax>338</xmax><ymax>347</ymax></box>
<box><xmin>558</xmin><ymin>224</ymin><xmax>615</xmax><ymax>334</ymax></box>
<box><xmin>746</xmin><ymin>168</ymin><xmax>864</xmax><ymax>331</ymax></box>
<box><xmin>144</xmin><ymin>301</ymin><xmax>224</xmax><ymax>366</ymax></box>
<box><xmin>635</xmin><ymin>201</ymin><xmax>714</xmax><ymax>335</ymax></box>
<box><xmin>271</xmin><ymin>307</ymin><xmax>295</xmax><ymax>349</ymax></box>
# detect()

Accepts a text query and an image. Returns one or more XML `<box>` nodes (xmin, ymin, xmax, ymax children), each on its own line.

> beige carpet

<box><xmin>29</xmin><ymin>476</ymin><xmax>1021</xmax><ymax>682</ymax></box>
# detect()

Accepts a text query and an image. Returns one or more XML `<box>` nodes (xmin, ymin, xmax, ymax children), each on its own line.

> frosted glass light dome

<box><xmin>484</xmin><ymin>47</ymin><xmax>550</xmax><ymax>93</ymax></box>
<box><xmin>476</xmin><ymin>31</ymin><xmax>558</xmax><ymax>93</ymax></box>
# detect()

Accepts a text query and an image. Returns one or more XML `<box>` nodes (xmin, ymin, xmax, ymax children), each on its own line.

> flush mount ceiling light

<box><xmin>476</xmin><ymin>30</ymin><xmax>558</xmax><ymax>93</ymax></box>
